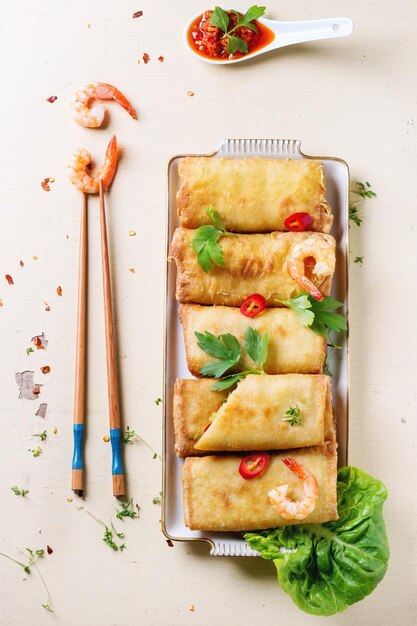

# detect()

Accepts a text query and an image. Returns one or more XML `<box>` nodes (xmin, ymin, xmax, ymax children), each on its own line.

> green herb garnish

<box><xmin>354</xmin><ymin>256</ymin><xmax>364</xmax><ymax>264</ymax></box>
<box><xmin>281</xmin><ymin>405</ymin><xmax>302</xmax><ymax>427</ymax></box>
<box><xmin>26</xmin><ymin>347</ymin><xmax>34</xmax><ymax>356</ymax></box>
<box><xmin>191</xmin><ymin>206</ymin><xmax>235</xmax><ymax>272</ymax></box>
<box><xmin>278</xmin><ymin>292</ymin><xmax>346</xmax><ymax>340</ymax></box>
<box><xmin>116</xmin><ymin>498</ymin><xmax>140</xmax><ymax>521</ymax></box>
<box><xmin>123</xmin><ymin>426</ymin><xmax>136</xmax><ymax>444</ymax></box>
<box><xmin>196</xmin><ymin>326</ymin><xmax>269</xmax><ymax>391</ymax></box>
<box><xmin>210</xmin><ymin>5</ymin><xmax>266</xmax><ymax>55</ymax></box>
<box><xmin>31</xmin><ymin>447</ymin><xmax>42</xmax><ymax>457</ymax></box>
<box><xmin>155</xmin><ymin>397</ymin><xmax>162</xmax><ymax>405</ymax></box>
<box><xmin>33</xmin><ymin>430</ymin><xmax>47</xmax><ymax>442</ymax></box>
<box><xmin>11</xmin><ymin>486</ymin><xmax>29</xmax><ymax>497</ymax></box>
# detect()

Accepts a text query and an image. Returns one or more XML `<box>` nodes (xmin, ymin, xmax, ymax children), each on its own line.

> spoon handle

<box><xmin>275</xmin><ymin>17</ymin><xmax>353</xmax><ymax>47</ymax></box>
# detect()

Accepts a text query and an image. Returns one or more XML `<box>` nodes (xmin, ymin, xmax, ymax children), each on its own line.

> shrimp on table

<box><xmin>286</xmin><ymin>234</ymin><xmax>335</xmax><ymax>302</ymax></box>
<box><xmin>70</xmin><ymin>83</ymin><xmax>137</xmax><ymax>128</ymax></box>
<box><xmin>269</xmin><ymin>457</ymin><xmax>318</xmax><ymax>521</ymax></box>
<box><xmin>68</xmin><ymin>135</ymin><xmax>118</xmax><ymax>194</ymax></box>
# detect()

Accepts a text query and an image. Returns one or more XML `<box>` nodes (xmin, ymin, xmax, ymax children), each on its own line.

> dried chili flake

<box><xmin>20</xmin><ymin>260</ymin><xmax>24</xmax><ymax>267</ymax></box>
<box><xmin>5</xmin><ymin>274</ymin><xmax>14</xmax><ymax>285</ymax></box>
<box><xmin>40</xmin><ymin>366</ymin><xmax>51</xmax><ymax>375</ymax></box>
<box><xmin>32</xmin><ymin>387</ymin><xmax>41</xmax><ymax>396</ymax></box>
<box><xmin>46</xmin><ymin>545</ymin><xmax>53</xmax><ymax>555</ymax></box>
<box><xmin>132</xmin><ymin>10</ymin><xmax>143</xmax><ymax>19</ymax></box>
<box><xmin>158</xmin><ymin>56</ymin><xmax>165</xmax><ymax>62</ymax></box>
<box><xmin>129</xmin><ymin>267</ymin><xmax>136</xmax><ymax>273</ymax></box>
<box><xmin>142</xmin><ymin>53</ymin><xmax>150</xmax><ymax>64</ymax></box>
<box><xmin>41</xmin><ymin>177</ymin><xmax>55</xmax><ymax>192</ymax></box>
<box><xmin>0</xmin><ymin>298</ymin><xmax>3</xmax><ymax>307</ymax></box>
<box><xmin>166</xmin><ymin>539</ymin><xmax>174</xmax><ymax>547</ymax></box>
<box><xmin>46</xmin><ymin>96</ymin><xmax>57</xmax><ymax>103</ymax></box>
<box><xmin>56</xmin><ymin>286</ymin><xmax>62</xmax><ymax>296</ymax></box>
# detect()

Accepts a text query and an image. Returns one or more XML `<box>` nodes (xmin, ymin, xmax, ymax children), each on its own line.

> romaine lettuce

<box><xmin>244</xmin><ymin>466</ymin><xmax>389</xmax><ymax>616</ymax></box>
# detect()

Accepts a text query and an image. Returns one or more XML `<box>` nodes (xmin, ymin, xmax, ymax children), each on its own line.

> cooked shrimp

<box><xmin>68</xmin><ymin>135</ymin><xmax>118</xmax><ymax>194</ymax></box>
<box><xmin>286</xmin><ymin>234</ymin><xmax>335</xmax><ymax>301</ymax></box>
<box><xmin>268</xmin><ymin>457</ymin><xmax>318</xmax><ymax>520</ymax></box>
<box><xmin>70</xmin><ymin>83</ymin><xmax>137</xmax><ymax>128</ymax></box>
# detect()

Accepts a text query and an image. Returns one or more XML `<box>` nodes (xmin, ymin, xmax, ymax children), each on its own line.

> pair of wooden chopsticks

<box><xmin>71</xmin><ymin>182</ymin><xmax>125</xmax><ymax>498</ymax></box>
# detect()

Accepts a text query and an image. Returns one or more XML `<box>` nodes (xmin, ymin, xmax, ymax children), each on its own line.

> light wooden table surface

<box><xmin>0</xmin><ymin>1</ymin><xmax>416</xmax><ymax>624</ymax></box>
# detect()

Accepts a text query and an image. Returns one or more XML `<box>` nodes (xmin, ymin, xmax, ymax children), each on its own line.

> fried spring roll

<box><xmin>179</xmin><ymin>304</ymin><xmax>326</xmax><ymax>377</ymax></box>
<box><xmin>176</xmin><ymin>157</ymin><xmax>333</xmax><ymax>233</ymax></box>
<box><xmin>173</xmin><ymin>375</ymin><xmax>332</xmax><ymax>457</ymax></box>
<box><xmin>169</xmin><ymin>229</ymin><xmax>336</xmax><ymax>306</ymax></box>
<box><xmin>182</xmin><ymin>443</ymin><xmax>338</xmax><ymax>531</ymax></box>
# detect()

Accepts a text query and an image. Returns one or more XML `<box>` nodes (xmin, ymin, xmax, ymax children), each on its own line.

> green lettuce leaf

<box><xmin>244</xmin><ymin>466</ymin><xmax>389</xmax><ymax>616</ymax></box>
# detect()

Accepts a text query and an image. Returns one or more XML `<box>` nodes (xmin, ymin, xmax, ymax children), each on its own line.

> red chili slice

<box><xmin>203</xmin><ymin>423</ymin><xmax>211</xmax><ymax>433</ymax></box>
<box><xmin>284</xmin><ymin>212</ymin><xmax>313</xmax><ymax>232</ymax></box>
<box><xmin>239</xmin><ymin>453</ymin><xmax>270</xmax><ymax>480</ymax></box>
<box><xmin>240</xmin><ymin>293</ymin><xmax>266</xmax><ymax>318</ymax></box>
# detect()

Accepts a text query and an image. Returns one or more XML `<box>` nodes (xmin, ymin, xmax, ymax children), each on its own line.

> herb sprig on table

<box><xmin>349</xmin><ymin>181</ymin><xmax>377</xmax><ymax>226</ymax></box>
<box><xmin>195</xmin><ymin>326</ymin><xmax>269</xmax><ymax>390</ymax></box>
<box><xmin>210</xmin><ymin>5</ymin><xmax>266</xmax><ymax>55</ymax></box>
<box><xmin>191</xmin><ymin>205</ymin><xmax>235</xmax><ymax>272</ymax></box>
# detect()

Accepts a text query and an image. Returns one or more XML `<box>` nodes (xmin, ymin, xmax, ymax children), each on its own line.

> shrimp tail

<box><xmin>281</xmin><ymin>456</ymin><xmax>309</xmax><ymax>479</ymax></box>
<box><xmin>100</xmin><ymin>135</ymin><xmax>118</xmax><ymax>191</ymax></box>
<box><xmin>96</xmin><ymin>83</ymin><xmax>137</xmax><ymax>120</ymax></box>
<box><xmin>294</xmin><ymin>275</ymin><xmax>324</xmax><ymax>302</ymax></box>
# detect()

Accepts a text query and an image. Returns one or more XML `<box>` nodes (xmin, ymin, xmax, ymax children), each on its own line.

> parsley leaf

<box><xmin>210</xmin><ymin>6</ymin><xmax>230</xmax><ymax>32</ymax></box>
<box><xmin>354</xmin><ymin>256</ymin><xmax>364</xmax><ymax>264</ymax></box>
<box><xmin>209</xmin><ymin>5</ymin><xmax>266</xmax><ymax>56</ymax></box>
<box><xmin>278</xmin><ymin>292</ymin><xmax>347</xmax><ymax>340</ymax></box>
<box><xmin>243</xmin><ymin>5</ymin><xmax>266</xmax><ymax>22</ymax></box>
<box><xmin>211</xmin><ymin>372</ymin><xmax>248</xmax><ymax>391</ymax></box>
<box><xmin>191</xmin><ymin>206</ymin><xmax>234</xmax><ymax>272</ymax></box>
<box><xmin>195</xmin><ymin>327</ymin><xmax>269</xmax><ymax>390</ymax></box>
<box><xmin>281</xmin><ymin>405</ymin><xmax>302</xmax><ymax>427</ymax></box>
<box><xmin>195</xmin><ymin>331</ymin><xmax>241</xmax><ymax>361</ymax></box>
<box><xmin>277</xmin><ymin>293</ymin><xmax>314</xmax><ymax>327</ymax></box>
<box><xmin>227</xmin><ymin>35</ymin><xmax>248</xmax><ymax>55</ymax></box>
<box><xmin>243</xmin><ymin>327</ymin><xmax>269</xmax><ymax>369</ymax></box>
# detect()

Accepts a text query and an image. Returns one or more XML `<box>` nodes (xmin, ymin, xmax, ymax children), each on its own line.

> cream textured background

<box><xmin>0</xmin><ymin>1</ymin><xmax>416</xmax><ymax>625</ymax></box>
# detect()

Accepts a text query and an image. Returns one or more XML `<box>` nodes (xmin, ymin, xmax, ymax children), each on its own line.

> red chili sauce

<box><xmin>188</xmin><ymin>10</ymin><xmax>275</xmax><ymax>60</ymax></box>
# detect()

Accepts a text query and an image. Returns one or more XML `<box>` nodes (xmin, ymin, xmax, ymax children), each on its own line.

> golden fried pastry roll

<box><xmin>182</xmin><ymin>443</ymin><xmax>338</xmax><ymax>531</ymax></box>
<box><xmin>179</xmin><ymin>304</ymin><xmax>326</xmax><ymax>377</ymax></box>
<box><xmin>169</xmin><ymin>229</ymin><xmax>336</xmax><ymax>306</ymax></box>
<box><xmin>176</xmin><ymin>157</ymin><xmax>333</xmax><ymax>233</ymax></box>
<box><xmin>173</xmin><ymin>375</ymin><xmax>331</xmax><ymax>457</ymax></box>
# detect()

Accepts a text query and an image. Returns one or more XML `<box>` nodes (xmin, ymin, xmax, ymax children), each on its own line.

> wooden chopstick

<box><xmin>99</xmin><ymin>179</ymin><xmax>125</xmax><ymax>497</ymax></box>
<box><xmin>72</xmin><ymin>192</ymin><xmax>88</xmax><ymax>496</ymax></box>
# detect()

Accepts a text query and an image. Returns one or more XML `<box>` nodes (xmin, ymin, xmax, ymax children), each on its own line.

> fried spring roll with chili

<box><xmin>182</xmin><ymin>442</ymin><xmax>338</xmax><ymax>531</ymax></box>
<box><xmin>176</xmin><ymin>157</ymin><xmax>333</xmax><ymax>233</ymax></box>
<box><xmin>179</xmin><ymin>304</ymin><xmax>327</xmax><ymax>377</ymax></box>
<box><xmin>169</xmin><ymin>229</ymin><xmax>336</xmax><ymax>306</ymax></box>
<box><xmin>173</xmin><ymin>375</ymin><xmax>332</xmax><ymax>457</ymax></box>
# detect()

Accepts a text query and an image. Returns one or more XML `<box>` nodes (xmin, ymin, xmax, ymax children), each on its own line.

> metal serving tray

<box><xmin>162</xmin><ymin>139</ymin><xmax>349</xmax><ymax>557</ymax></box>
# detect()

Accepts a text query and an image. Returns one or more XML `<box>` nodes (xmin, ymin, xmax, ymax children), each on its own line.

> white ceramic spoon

<box><xmin>184</xmin><ymin>14</ymin><xmax>354</xmax><ymax>65</ymax></box>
